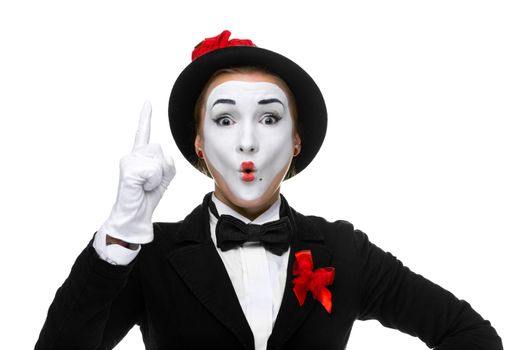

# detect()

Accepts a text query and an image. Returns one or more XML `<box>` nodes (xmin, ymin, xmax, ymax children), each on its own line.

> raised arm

<box><xmin>35</xmin><ymin>102</ymin><xmax>176</xmax><ymax>349</ymax></box>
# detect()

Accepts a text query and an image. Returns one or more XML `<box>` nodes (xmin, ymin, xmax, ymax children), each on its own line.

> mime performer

<box><xmin>36</xmin><ymin>30</ymin><xmax>503</xmax><ymax>350</ymax></box>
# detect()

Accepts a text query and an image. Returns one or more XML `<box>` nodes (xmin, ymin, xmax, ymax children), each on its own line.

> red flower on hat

<box><xmin>192</xmin><ymin>30</ymin><xmax>256</xmax><ymax>61</ymax></box>
<box><xmin>292</xmin><ymin>250</ymin><xmax>335</xmax><ymax>313</ymax></box>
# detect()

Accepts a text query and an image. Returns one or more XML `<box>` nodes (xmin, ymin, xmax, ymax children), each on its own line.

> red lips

<box><xmin>241</xmin><ymin>161</ymin><xmax>255</xmax><ymax>182</ymax></box>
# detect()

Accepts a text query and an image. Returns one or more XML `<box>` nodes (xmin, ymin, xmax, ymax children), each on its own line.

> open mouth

<box><xmin>240</xmin><ymin>161</ymin><xmax>256</xmax><ymax>182</ymax></box>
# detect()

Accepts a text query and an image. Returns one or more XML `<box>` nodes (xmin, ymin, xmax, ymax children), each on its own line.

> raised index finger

<box><xmin>133</xmin><ymin>101</ymin><xmax>152</xmax><ymax>150</ymax></box>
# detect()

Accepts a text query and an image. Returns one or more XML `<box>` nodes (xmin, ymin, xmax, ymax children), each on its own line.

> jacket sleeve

<box><xmin>354</xmin><ymin>230</ymin><xmax>503</xmax><ymax>349</ymax></box>
<box><xmin>35</xmin><ymin>236</ymin><xmax>143</xmax><ymax>350</ymax></box>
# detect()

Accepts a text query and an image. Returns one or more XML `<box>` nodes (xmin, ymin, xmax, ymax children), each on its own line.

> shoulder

<box><xmin>152</xmin><ymin>200</ymin><xmax>208</xmax><ymax>243</ymax></box>
<box><xmin>153</xmin><ymin>221</ymin><xmax>185</xmax><ymax>237</ymax></box>
<box><xmin>294</xmin><ymin>210</ymin><xmax>371</xmax><ymax>253</ymax></box>
<box><xmin>141</xmin><ymin>200</ymin><xmax>209</xmax><ymax>255</ymax></box>
<box><xmin>134</xmin><ymin>221</ymin><xmax>184</xmax><ymax>259</ymax></box>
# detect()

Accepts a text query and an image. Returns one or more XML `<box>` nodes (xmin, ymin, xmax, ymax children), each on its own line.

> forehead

<box><xmin>206</xmin><ymin>80</ymin><xmax>288</xmax><ymax>105</ymax></box>
<box><xmin>204</xmin><ymin>71</ymin><xmax>290</xmax><ymax>102</ymax></box>
<box><xmin>208</xmin><ymin>71</ymin><xmax>287</xmax><ymax>90</ymax></box>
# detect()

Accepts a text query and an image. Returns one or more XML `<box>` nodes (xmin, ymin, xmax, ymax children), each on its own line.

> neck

<box><xmin>213</xmin><ymin>187</ymin><xmax>281</xmax><ymax>221</ymax></box>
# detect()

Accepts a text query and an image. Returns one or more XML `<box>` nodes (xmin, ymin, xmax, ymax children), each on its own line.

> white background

<box><xmin>1</xmin><ymin>1</ymin><xmax>523</xmax><ymax>349</ymax></box>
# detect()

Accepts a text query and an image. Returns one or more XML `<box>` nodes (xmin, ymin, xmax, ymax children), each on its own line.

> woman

<box><xmin>36</xmin><ymin>30</ymin><xmax>503</xmax><ymax>349</ymax></box>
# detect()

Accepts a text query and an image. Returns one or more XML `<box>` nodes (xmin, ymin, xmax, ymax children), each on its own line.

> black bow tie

<box><xmin>209</xmin><ymin>200</ymin><xmax>291</xmax><ymax>256</ymax></box>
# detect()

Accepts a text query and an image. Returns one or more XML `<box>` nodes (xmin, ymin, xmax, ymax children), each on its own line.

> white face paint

<box><xmin>202</xmin><ymin>80</ymin><xmax>294</xmax><ymax>203</ymax></box>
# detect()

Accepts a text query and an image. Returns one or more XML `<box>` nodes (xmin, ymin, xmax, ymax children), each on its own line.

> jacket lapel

<box><xmin>167</xmin><ymin>194</ymin><xmax>254</xmax><ymax>350</ymax></box>
<box><xmin>267</xmin><ymin>198</ymin><xmax>333</xmax><ymax>350</ymax></box>
<box><xmin>165</xmin><ymin>193</ymin><xmax>332</xmax><ymax>350</ymax></box>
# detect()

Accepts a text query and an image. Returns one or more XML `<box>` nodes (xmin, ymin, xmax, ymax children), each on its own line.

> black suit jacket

<box><xmin>36</xmin><ymin>193</ymin><xmax>502</xmax><ymax>349</ymax></box>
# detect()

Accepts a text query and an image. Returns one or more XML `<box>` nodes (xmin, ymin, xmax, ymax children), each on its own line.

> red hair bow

<box><xmin>192</xmin><ymin>30</ymin><xmax>256</xmax><ymax>61</ymax></box>
<box><xmin>292</xmin><ymin>250</ymin><xmax>335</xmax><ymax>313</ymax></box>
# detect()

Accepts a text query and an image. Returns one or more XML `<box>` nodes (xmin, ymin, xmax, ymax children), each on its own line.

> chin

<box><xmin>231</xmin><ymin>187</ymin><xmax>273</xmax><ymax>207</ymax></box>
<box><xmin>224</xmin><ymin>177</ymin><xmax>276</xmax><ymax>205</ymax></box>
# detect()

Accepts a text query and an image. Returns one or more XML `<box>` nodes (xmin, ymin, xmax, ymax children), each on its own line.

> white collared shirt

<box><xmin>93</xmin><ymin>193</ymin><xmax>290</xmax><ymax>350</ymax></box>
<box><xmin>209</xmin><ymin>194</ymin><xmax>290</xmax><ymax>350</ymax></box>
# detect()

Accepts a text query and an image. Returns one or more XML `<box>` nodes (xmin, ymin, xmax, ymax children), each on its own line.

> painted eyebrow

<box><xmin>212</xmin><ymin>98</ymin><xmax>236</xmax><ymax>107</ymax></box>
<box><xmin>258</xmin><ymin>98</ymin><xmax>284</xmax><ymax>106</ymax></box>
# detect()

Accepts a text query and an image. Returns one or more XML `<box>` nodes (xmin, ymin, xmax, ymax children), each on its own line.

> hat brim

<box><xmin>168</xmin><ymin>45</ymin><xmax>327</xmax><ymax>178</ymax></box>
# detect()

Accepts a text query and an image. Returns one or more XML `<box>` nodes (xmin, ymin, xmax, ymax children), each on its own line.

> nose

<box><xmin>237</xmin><ymin>124</ymin><xmax>259</xmax><ymax>154</ymax></box>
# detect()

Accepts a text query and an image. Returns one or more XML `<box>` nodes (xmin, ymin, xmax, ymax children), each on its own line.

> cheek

<box><xmin>258</xmin><ymin>131</ymin><xmax>294</xmax><ymax>177</ymax></box>
<box><xmin>265</xmin><ymin>123</ymin><xmax>294</xmax><ymax>154</ymax></box>
<box><xmin>203</xmin><ymin>129</ymin><xmax>227</xmax><ymax>155</ymax></box>
<box><xmin>201</xmin><ymin>125</ymin><xmax>234</xmax><ymax>175</ymax></box>
<box><xmin>201</xmin><ymin>121</ymin><xmax>217</xmax><ymax>150</ymax></box>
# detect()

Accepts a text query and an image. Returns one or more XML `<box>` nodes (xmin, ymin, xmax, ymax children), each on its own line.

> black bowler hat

<box><xmin>168</xmin><ymin>30</ymin><xmax>327</xmax><ymax>178</ymax></box>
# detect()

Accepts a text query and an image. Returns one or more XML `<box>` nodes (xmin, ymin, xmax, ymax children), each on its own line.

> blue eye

<box><xmin>261</xmin><ymin>114</ymin><xmax>281</xmax><ymax>125</ymax></box>
<box><xmin>213</xmin><ymin>115</ymin><xmax>234</xmax><ymax>126</ymax></box>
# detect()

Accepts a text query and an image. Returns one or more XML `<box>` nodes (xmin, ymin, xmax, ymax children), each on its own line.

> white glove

<box><xmin>99</xmin><ymin>101</ymin><xmax>176</xmax><ymax>244</ymax></box>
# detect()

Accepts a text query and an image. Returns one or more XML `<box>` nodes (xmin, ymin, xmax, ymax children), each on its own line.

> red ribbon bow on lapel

<box><xmin>192</xmin><ymin>30</ymin><xmax>256</xmax><ymax>61</ymax></box>
<box><xmin>292</xmin><ymin>250</ymin><xmax>335</xmax><ymax>313</ymax></box>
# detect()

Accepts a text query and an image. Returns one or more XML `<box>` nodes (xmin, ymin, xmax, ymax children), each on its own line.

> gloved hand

<box><xmin>99</xmin><ymin>101</ymin><xmax>176</xmax><ymax>244</ymax></box>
